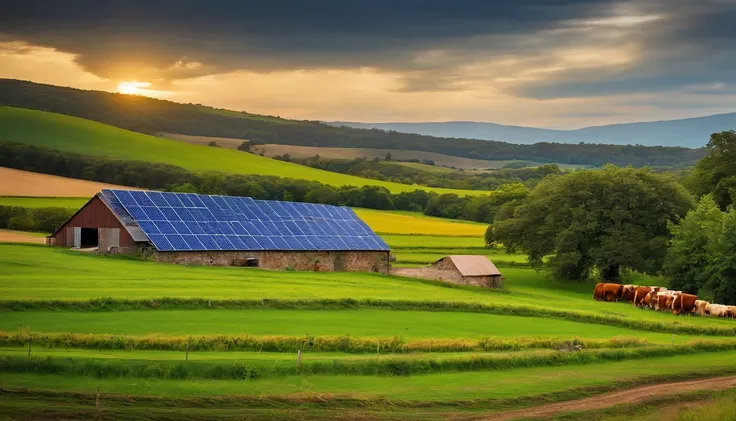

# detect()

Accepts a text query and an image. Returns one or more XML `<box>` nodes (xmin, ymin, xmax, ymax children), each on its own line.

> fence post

<box><xmin>671</xmin><ymin>334</ymin><xmax>674</xmax><ymax>346</ymax></box>
<box><xmin>186</xmin><ymin>339</ymin><xmax>189</xmax><ymax>361</ymax></box>
<box><xmin>95</xmin><ymin>385</ymin><xmax>100</xmax><ymax>409</ymax></box>
<box><xmin>297</xmin><ymin>348</ymin><xmax>302</xmax><ymax>369</ymax></box>
<box><xmin>27</xmin><ymin>337</ymin><xmax>31</xmax><ymax>357</ymax></box>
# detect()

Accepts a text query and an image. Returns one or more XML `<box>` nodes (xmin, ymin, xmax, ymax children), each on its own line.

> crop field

<box><xmin>0</xmin><ymin>107</ymin><xmax>488</xmax><ymax>196</ymax></box>
<box><xmin>352</xmin><ymin>208</ymin><xmax>487</xmax><ymax>236</ymax></box>
<box><xmin>0</xmin><ymin>167</ymin><xmax>135</xmax><ymax>197</ymax></box>
<box><xmin>2</xmin><ymin>242</ymin><xmax>736</xmax><ymax>419</ymax></box>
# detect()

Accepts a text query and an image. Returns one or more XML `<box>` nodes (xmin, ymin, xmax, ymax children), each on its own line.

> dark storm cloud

<box><xmin>1</xmin><ymin>0</ymin><xmax>736</xmax><ymax>98</ymax></box>
<box><xmin>0</xmin><ymin>0</ymin><xmax>617</xmax><ymax>81</ymax></box>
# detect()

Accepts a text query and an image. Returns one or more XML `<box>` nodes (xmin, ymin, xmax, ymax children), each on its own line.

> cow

<box><xmin>707</xmin><ymin>304</ymin><xmax>730</xmax><ymax>318</ymax></box>
<box><xmin>656</xmin><ymin>290</ymin><xmax>680</xmax><ymax>311</ymax></box>
<box><xmin>602</xmin><ymin>283</ymin><xmax>624</xmax><ymax>302</ymax></box>
<box><xmin>728</xmin><ymin>306</ymin><xmax>736</xmax><ymax>319</ymax></box>
<box><xmin>672</xmin><ymin>293</ymin><xmax>698</xmax><ymax>316</ymax></box>
<box><xmin>643</xmin><ymin>287</ymin><xmax>665</xmax><ymax>309</ymax></box>
<box><xmin>593</xmin><ymin>283</ymin><xmax>623</xmax><ymax>302</ymax></box>
<box><xmin>633</xmin><ymin>287</ymin><xmax>653</xmax><ymax>307</ymax></box>
<box><xmin>620</xmin><ymin>285</ymin><xmax>638</xmax><ymax>303</ymax></box>
<box><xmin>593</xmin><ymin>283</ymin><xmax>605</xmax><ymax>301</ymax></box>
<box><xmin>693</xmin><ymin>300</ymin><xmax>709</xmax><ymax>316</ymax></box>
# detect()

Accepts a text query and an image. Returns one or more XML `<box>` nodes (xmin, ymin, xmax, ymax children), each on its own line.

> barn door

<box><xmin>73</xmin><ymin>227</ymin><xmax>81</xmax><ymax>248</ymax></box>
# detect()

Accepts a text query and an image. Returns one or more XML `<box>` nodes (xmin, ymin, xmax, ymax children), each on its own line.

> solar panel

<box><xmin>103</xmin><ymin>189</ymin><xmax>390</xmax><ymax>253</ymax></box>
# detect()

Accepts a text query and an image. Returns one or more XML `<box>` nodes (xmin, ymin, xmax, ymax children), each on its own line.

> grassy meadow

<box><xmin>0</xmin><ymin>106</ymin><xmax>488</xmax><ymax>196</ymax></box>
<box><xmin>2</xmin><ymin>181</ymin><xmax>735</xmax><ymax>419</ymax></box>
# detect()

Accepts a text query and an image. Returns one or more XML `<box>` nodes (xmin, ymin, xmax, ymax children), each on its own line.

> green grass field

<box><xmin>1</xmin><ymin>230</ymin><xmax>734</xmax><ymax>419</ymax></box>
<box><xmin>0</xmin><ymin>106</ymin><xmax>488</xmax><ymax>196</ymax></box>
<box><xmin>0</xmin><ymin>196</ymin><xmax>88</xmax><ymax>208</ymax></box>
<box><xmin>0</xmin><ymin>309</ymin><xmax>701</xmax><ymax>344</ymax></box>
<box><xmin>3</xmin><ymin>352</ymin><xmax>736</xmax><ymax>401</ymax></box>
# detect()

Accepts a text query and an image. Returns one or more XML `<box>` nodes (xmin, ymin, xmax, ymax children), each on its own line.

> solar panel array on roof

<box><xmin>101</xmin><ymin>189</ymin><xmax>390</xmax><ymax>252</ymax></box>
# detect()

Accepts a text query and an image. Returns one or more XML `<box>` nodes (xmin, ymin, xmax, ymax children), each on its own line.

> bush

<box><xmin>0</xmin><ymin>206</ymin><xmax>73</xmax><ymax>233</ymax></box>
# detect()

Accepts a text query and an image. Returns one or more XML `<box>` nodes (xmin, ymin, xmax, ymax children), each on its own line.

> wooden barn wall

<box><xmin>53</xmin><ymin>196</ymin><xmax>136</xmax><ymax>248</ymax></box>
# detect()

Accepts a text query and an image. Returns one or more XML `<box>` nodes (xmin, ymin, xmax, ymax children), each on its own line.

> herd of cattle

<box><xmin>593</xmin><ymin>283</ymin><xmax>736</xmax><ymax>318</ymax></box>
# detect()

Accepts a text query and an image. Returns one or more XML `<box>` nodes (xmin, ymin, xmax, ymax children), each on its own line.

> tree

<box><xmin>237</xmin><ymin>141</ymin><xmax>251</xmax><ymax>152</ymax></box>
<box><xmin>712</xmin><ymin>209</ymin><xmax>736</xmax><ymax>304</ymax></box>
<box><xmin>687</xmin><ymin>130</ymin><xmax>736</xmax><ymax>209</ymax></box>
<box><xmin>207</xmin><ymin>141</ymin><xmax>219</xmax><ymax>147</ymax></box>
<box><xmin>664</xmin><ymin>195</ymin><xmax>723</xmax><ymax>294</ymax></box>
<box><xmin>488</xmin><ymin>165</ymin><xmax>693</xmax><ymax>281</ymax></box>
<box><xmin>385</xmin><ymin>152</ymin><xmax>392</xmax><ymax>161</ymax></box>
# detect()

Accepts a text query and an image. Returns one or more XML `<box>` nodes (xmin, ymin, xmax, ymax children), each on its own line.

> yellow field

<box><xmin>353</xmin><ymin>208</ymin><xmax>486</xmax><ymax>236</ymax></box>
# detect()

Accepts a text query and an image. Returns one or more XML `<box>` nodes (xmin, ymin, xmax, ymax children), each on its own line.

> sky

<box><xmin>1</xmin><ymin>0</ymin><xmax>736</xmax><ymax>128</ymax></box>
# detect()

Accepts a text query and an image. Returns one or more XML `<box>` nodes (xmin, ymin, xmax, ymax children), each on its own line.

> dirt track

<box><xmin>485</xmin><ymin>375</ymin><xmax>736</xmax><ymax>420</ymax></box>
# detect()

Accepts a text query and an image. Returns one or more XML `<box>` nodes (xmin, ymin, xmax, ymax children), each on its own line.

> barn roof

<box><xmin>445</xmin><ymin>255</ymin><xmax>501</xmax><ymax>277</ymax></box>
<box><xmin>99</xmin><ymin>189</ymin><xmax>390</xmax><ymax>253</ymax></box>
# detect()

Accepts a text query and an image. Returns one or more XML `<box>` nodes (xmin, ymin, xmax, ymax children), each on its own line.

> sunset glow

<box><xmin>117</xmin><ymin>81</ymin><xmax>151</xmax><ymax>95</ymax></box>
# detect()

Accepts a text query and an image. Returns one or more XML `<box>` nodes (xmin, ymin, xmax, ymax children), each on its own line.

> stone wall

<box><xmin>156</xmin><ymin>250</ymin><xmax>390</xmax><ymax>273</ymax></box>
<box><xmin>465</xmin><ymin>275</ymin><xmax>503</xmax><ymax>288</ymax></box>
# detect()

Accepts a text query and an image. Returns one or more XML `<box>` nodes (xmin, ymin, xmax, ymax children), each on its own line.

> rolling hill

<box><xmin>333</xmin><ymin>113</ymin><xmax>736</xmax><ymax>148</ymax></box>
<box><xmin>0</xmin><ymin>79</ymin><xmax>705</xmax><ymax>167</ymax></box>
<box><xmin>0</xmin><ymin>107</ymin><xmax>487</xmax><ymax>196</ymax></box>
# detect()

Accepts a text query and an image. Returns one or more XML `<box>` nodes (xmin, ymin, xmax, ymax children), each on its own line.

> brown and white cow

<box><xmin>633</xmin><ymin>287</ymin><xmax>653</xmax><ymax>308</ymax></box>
<box><xmin>656</xmin><ymin>290</ymin><xmax>681</xmax><ymax>311</ymax></box>
<box><xmin>693</xmin><ymin>300</ymin><xmax>709</xmax><ymax>316</ymax></box>
<box><xmin>672</xmin><ymin>293</ymin><xmax>698</xmax><ymax>316</ymax></box>
<box><xmin>620</xmin><ymin>285</ymin><xmax>638</xmax><ymax>303</ymax></box>
<box><xmin>643</xmin><ymin>287</ymin><xmax>664</xmax><ymax>309</ymax></box>
<box><xmin>728</xmin><ymin>306</ymin><xmax>736</xmax><ymax>319</ymax></box>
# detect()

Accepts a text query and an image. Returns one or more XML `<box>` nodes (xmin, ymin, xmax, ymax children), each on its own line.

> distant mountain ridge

<box><xmin>332</xmin><ymin>113</ymin><xmax>736</xmax><ymax>148</ymax></box>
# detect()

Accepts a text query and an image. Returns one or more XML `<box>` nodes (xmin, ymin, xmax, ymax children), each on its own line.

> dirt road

<box><xmin>486</xmin><ymin>375</ymin><xmax>736</xmax><ymax>420</ymax></box>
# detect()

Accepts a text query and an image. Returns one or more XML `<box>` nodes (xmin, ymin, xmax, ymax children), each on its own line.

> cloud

<box><xmin>0</xmin><ymin>0</ymin><xmax>621</xmax><ymax>89</ymax></box>
<box><xmin>1</xmin><ymin>0</ymin><xmax>736</xmax><ymax>127</ymax></box>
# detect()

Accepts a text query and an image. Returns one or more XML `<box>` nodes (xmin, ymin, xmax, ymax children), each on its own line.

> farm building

<box><xmin>48</xmin><ymin>189</ymin><xmax>390</xmax><ymax>273</ymax></box>
<box><xmin>430</xmin><ymin>255</ymin><xmax>503</xmax><ymax>288</ymax></box>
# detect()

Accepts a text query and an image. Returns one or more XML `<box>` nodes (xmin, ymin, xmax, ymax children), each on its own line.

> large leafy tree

<box><xmin>664</xmin><ymin>195</ymin><xmax>736</xmax><ymax>304</ymax></box>
<box><xmin>664</xmin><ymin>195</ymin><xmax>724</xmax><ymax>294</ymax></box>
<box><xmin>687</xmin><ymin>130</ymin><xmax>736</xmax><ymax>209</ymax></box>
<box><xmin>487</xmin><ymin>165</ymin><xmax>693</xmax><ymax>281</ymax></box>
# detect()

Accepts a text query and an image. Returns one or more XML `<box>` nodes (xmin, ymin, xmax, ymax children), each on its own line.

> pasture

<box><xmin>0</xmin><ymin>107</ymin><xmax>488</xmax><ymax>195</ymax></box>
<box><xmin>3</xmin><ymin>243</ymin><xmax>736</xmax><ymax>419</ymax></box>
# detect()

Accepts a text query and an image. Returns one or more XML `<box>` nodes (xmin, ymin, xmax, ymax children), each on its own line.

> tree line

<box><xmin>485</xmin><ymin>130</ymin><xmax>736</xmax><ymax>303</ymax></box>
<box><xmin>0</xmin><ymin>141</ymin><xmax>526</xmax><ymax>223</ymax></box>
<box><xmin>0</xmin><ymin>79</ymin><xmax>705</xmax><ymax>167</ymax></box>
<box><xmin>272</xmin><ymin>154</ymin><xmax>562</xmax><ymax>191</ymax></box>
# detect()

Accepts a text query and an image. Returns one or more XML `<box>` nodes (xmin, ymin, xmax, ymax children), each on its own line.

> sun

<box><xmin>117</xmin><ymin>81</ymin><xmax>152</xmax><ymax>95</ymax></box>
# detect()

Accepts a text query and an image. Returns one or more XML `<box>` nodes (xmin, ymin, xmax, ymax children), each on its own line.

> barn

<box><xmin>48</xmin><ymin>189</ymin><xmax>391</xmax><ymax>273</ymax></box>
<box><xmin>430</xmin><ymin>255</ymin><xmax>503</xmax><ymax>288</ymax></box>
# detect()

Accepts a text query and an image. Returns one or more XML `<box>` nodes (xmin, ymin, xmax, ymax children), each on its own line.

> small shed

<box><xmin>431</xmin><ymin>255</ymin><xmax>503</xmax><ymax>288</ymax></box>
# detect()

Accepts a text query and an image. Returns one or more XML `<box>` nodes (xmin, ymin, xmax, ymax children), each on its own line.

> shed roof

<box><xmin>445</xmin><ymin>255</ymin><xmax>501</xmax><ymax>277</ymax></box>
